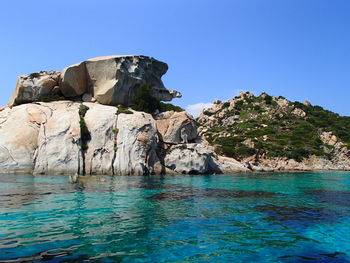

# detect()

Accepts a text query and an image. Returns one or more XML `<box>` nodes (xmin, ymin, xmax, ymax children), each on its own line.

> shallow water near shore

<box><xmin>1</xmin><ymin>172</ymin><xmax>350</xmax><ymax>262</ymax></box>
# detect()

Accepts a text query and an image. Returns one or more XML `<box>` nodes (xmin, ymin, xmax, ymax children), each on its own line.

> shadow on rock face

<box><xmin>147</xmin><ymin>188</ymin><xmax>278</xmax><ymax>201</ymax></box>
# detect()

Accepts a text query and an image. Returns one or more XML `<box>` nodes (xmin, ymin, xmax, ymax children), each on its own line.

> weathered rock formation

<box><xmin>0</xmin><ymin>102</ymin><xmax>83</xmax><ymax>174</ymax></box>
<box><xmin>164</xmin><ymin>144</ymin><xmax>223</xmax><ymax>174</ymax></box>
<box><xmin>9</xmin><ymin>55</ymin><xmax>181</xmax><ymax>107</ymax></box>
<box><xmin>82</xmin><ymin>104</ymin><xmax>116</xmax><ymax>175</ymax></box>
<box><xmin>0</xmin><ymin>104</ymin><xmax>43</xmax><ymax>173</ymax></box>
<box><xmin>2</xmin><ymin>55</ymin><xmax>249</xmax><ymax>175</ymax></box>
<box><xmin>0</xmin><ymin>102</ymin><xmax>247</xmax><ymax>175</ymax></box>
<box><xmin>112</xmin><ymin>110</ymin><xmax>161</xmax><ymax>175</ymax></box>
<box><xmin>8</xmin><ymin>71</ymin><xmax>61</xmax><ymax>106</ymax></box>
<box><xmin>4</xmin><ymin>55</ymin><xmax>349</xmax><ymax>175</ymax></box>
<box><xmin>33</xmin><ymin>102</ymin><xmax>82</xmax><ymax>175</ymax></box>
<box><xmin>155</xmin><ymin>111</ymin><xmax>197</xmax><ymax>144</ymax></box>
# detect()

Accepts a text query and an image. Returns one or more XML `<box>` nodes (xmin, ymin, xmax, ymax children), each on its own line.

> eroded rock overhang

<box><xmin>9</xmin><ymin>55</ymin><xmax>182</xmax><ymax>107</ymax></box>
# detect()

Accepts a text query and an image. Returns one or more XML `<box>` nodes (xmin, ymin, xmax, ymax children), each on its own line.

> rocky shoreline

<box><xmin>0</xmin><ymin>101</ymin><xmax>249</xmax><ymax>175</ymax></box>
<box><xmin>1</xmin><ymin>56</ymin><xmax>349</xmax><ymax>175</ymax></box>
<box><xmin>1</xmin><ymin>100</ymin><xmax>348</xmax><ymax>175</ymax></box>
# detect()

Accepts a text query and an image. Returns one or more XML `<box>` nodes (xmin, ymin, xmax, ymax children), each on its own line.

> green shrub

<box><xmin>235</xmin><ymin>145</ymin><xmax>256</xmax><ymax>158</ymax></box>
<box><xmin>79</xmin><ymin>104</ymin><xmax>89</xmax><ymax>117</ymax></box>
<box><xmin>253</xmin><ymin>105</ymin><xmax>261</xmax><ymax>111</ymax></box>
<box><xmin>211</xmin><ymin>136</ymin><xmax>257</xmax><ymax>159</ymax></box>
<box><xmin>285</xmin><ymin>148</ymin><xmax>309</xmax><ymax>162</ymax></box>
<box><xmin>193</xmin><ymin>119</ymin><xmax>202</xmax><ymax>127</ymax></box>
<box><xmin>29</xmin><ymin>72</ymin><xmax>41</xmax><ymax>78</ymax></box>
<box><xmin>208</xmin><ymin>126</ymin><xmax>225</xmax><ymax>133</ymax></box>
<box><xmin>246</xmin><ymin>102</ymin><xmax>254</xmax><ymax>109</ymax></box>
<box><xmin>263</xmin><ymin>94</ymin><xmax>277</xmax><ymax>105</ymax></box>
<box><xmin>78</xmin><ymin>105</ymin><xmax>91</xmax><ymax>151</ymax></box>
<box><xmin>130</xmin><ymin>83</ymin><xmax>160</xmax><ymax>113</ymax></box>
<box><xmin>39</xmin><ymin>94</ymin><xmax>65</xmax><ymax>102</ymax></box>
<box><xmin>222</xmin><ymin>102</ymin><xmax>230</xmax><ymax>108</ymax></box>
<box><xmin>116</xmin><ymin>105</ymin><xmax>133</xmax><ymax>114</ymax></box>
<box><xmin>203</xmin><ymin>110</ymin><xmax>215</xmax><ymax>116</ymax></box>
<box><xmin>245</xmin><ymin>97</ymin><xmax>254</xmax><ymax>103</ymax></box>
<box><xmin>240</xmin><ymin>112</ymin><xmax>249</xmax><ymax>120</ymax></box>
<box><xmin>79</xmin><ymin>117</ymin><xmax>91</xmax><ymax>143</ymax></box>
<box><xmin>128</xmin><ymin>83</ymin><xmax>184</xmax><ymax>114</ymax></box>
<box><xmin>159</xmin><ymin>102</ymin><xmax>184</xmax><ymax>112</ymax></box>
<box><xmin>235</xmin><ymin>100</ymin><xmax>244</xmax><ymax>110</ymax></box>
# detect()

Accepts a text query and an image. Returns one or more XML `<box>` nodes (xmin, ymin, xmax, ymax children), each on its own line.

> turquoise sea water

<box><xmin>0</xmin><ymin>172</ymin><xmax>350</xmax><ymax>262</ymax></box>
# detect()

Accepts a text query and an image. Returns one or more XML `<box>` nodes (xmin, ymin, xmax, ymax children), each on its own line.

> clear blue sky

<box><xmin>1</xmin><ymin>0</ymin><xmax>349</xmax><ymax>116</ymax></box>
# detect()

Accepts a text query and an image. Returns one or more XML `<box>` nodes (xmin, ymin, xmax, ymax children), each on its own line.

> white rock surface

<box><xmin>155</xmin><ymin>111</ymin><xmax>197</xmax><ymax>144</ymax></box>
<box><xmin>164</xmin><ymin>143</ymin><xmax>220</xmax><ymax>174</ymax></box>
<box><xmin>9</xmin><ymin>71</ymin><xmax>61</xmax><ymax>106</ymax></box>
<box><xmin>82</xmin><ymin>93</ymin><xmax>95</xmax><ymax>102</ymax></box>
<box><xmin>59</xmin><ymin>62</ymin><xmax>87</xmax><ymax>97</ymax></box>
<box><xmin>33</xmin><ymin>102</ymin><xmax>83</xmax><ymax>175</ymax></box>
<box><xmin>0</xmin><ymin>104</ymin><xmax>46</xmax><ymax>173</ymax></box>
<box><xmin>83</xmin><ymin>103</ymin><xmax>116</xmax><ymax>175</ymax></box>
<box><xmin>9</xmin><ymin>55</ymin><xmax>181</xmax><ymax>107</ymax></box>
<box><xmin>292</xmin><ymin>108</ymin><xmax>307</xmax><ymax>118</ymax></box>
<box><xmin>2</xmin><ymin>99</ymin><xmax>348</xmax><ymax>175</ymax></box>
<box><xmin>0</xmin><ymin>102</ymin><xmax>218</xmax><ymax>175</ymax></box>
<box><xmin>320</xmin><ymin>132</ymin><xmax>338</xmax><ymax>146</ymax></box>
<box><xmin>113</xmin><ymin>111</ymin><xmax>161</xmax><ymax>175</ymax></box>
<box><xmin>60</xmin><ymin>55</ymin><xmax>181</xmax><ymax>105</ymax></box>
<box><xmin>215</xmin><ymin>156</ymin><xmax>250</xmax><ymax>173</ymax></box>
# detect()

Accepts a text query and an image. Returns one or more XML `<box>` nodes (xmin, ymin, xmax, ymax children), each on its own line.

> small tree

<box><xmin>130</xmin><ymin>83</ymin><xmax>160</xmax><ymax>113</ymax></box>
<box><xmin>130</xmin><ymin>83</ymin><xmax>183</xmax><ymax>114</ymax></box>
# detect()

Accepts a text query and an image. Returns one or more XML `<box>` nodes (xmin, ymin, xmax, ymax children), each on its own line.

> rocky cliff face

<box><xmin>3</xmin><ymin>55</ymin><xmax>349</xmax><ymax>175</ymax></box>
<box><xmin>0</xmin><ymin>102</ymin><xmax>247</xmax><ymax>175</ymax></box>
<box><xmin>198</xmin><ymin>92</ymin><xmax>350</xmax><ymax>171</ymax></box>
<box><xmin>3</xmin><ymin>55</ymin><xmax>249</xmax><ymax>175</ymax></box>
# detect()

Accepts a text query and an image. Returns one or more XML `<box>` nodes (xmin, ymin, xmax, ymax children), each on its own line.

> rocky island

<box><xmin>0</xmin><ymin>55</ymin><xmax>349</xmax><ymax>175</ymax></box>
<box><xmin>198</xmin><ymin>92</ymin><xmax>350</xmax><ymax>171</ymax></box>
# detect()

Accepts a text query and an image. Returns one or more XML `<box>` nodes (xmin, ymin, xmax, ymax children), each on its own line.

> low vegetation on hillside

<box><xmin>198</xmin><ymin>92</ymin><xmax>350</xmax><ymax>162</ymax></box>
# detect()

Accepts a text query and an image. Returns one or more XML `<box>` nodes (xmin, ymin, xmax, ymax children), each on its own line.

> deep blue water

<box><xmin>1</xmin><ymin>172</ymin><xmax>350</xmax><ymax>262</ymax></box>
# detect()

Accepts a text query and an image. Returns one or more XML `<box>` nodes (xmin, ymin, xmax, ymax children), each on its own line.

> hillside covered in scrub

<box><xmin>197</xmin><ymin>92</ymin><xmax>350</xmax><ymax>170</ymax></box>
